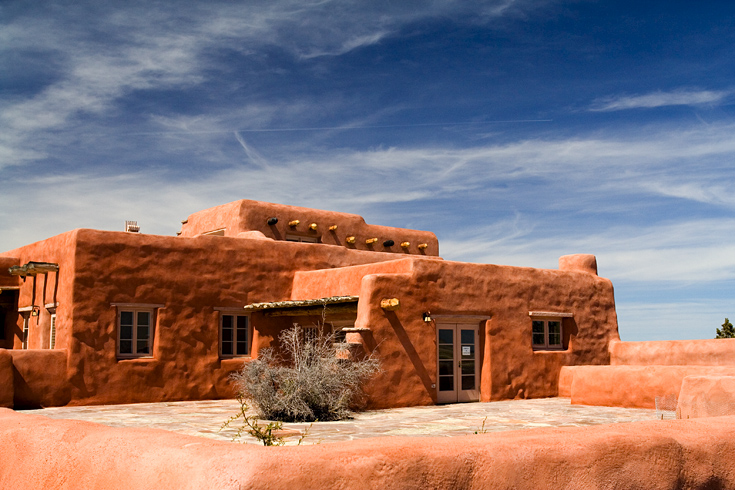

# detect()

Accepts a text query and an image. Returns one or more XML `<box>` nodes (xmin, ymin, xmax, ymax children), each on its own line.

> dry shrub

<box><xmin>231</xmin><ymin>325</ymin><xmax>380</xmax><ymax>422</ymax></box>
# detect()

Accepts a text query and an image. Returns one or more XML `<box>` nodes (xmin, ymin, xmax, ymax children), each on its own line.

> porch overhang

<box><xmin>243</xmin><ymin>295</ymin><xmax>359</xmax><ymax>317</ymax></box>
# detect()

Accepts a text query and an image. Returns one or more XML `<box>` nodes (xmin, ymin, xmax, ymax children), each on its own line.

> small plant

<box><xmin>220</xmin><ymin>395</ymin><xmax>286</xmax><ymax>446</ymax></box>
<box><xmin>231</xmin><ymin>324</ymin><xmax>380</xmax><ymax>422</ymax></box>
<box><xmin>473</xmin><ymin>416</ymin><xmax>488</xmax><ymax>434</ymax></box>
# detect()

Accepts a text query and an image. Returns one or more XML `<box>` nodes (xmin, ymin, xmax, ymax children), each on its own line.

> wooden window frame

<box><xmin>117</xmin><ymin>307</ymin><xmax>156</xmax><ymax>359</ymax></box>
<box><xmin>49</xmin><ymin>313</ymin><xmax>57</xmax><ymax>349</ymax></box>
<box><xmin>21</xmin><ymin>312</ymin><xmax>30</xmax><ymax>349</ymax></box>
<box><xmin>219</xmin><ymin>313</ymin><xmax>251</xmax><ymax>358</ymax></box>
<box><xmin>531</xmin><ymin>318</ymin><xmax>564</xmax><ymax>351</ymax></box>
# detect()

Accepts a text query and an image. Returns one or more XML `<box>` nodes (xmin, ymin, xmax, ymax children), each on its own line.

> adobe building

<box><xmin>0</xmin><ymin>199</ymin><xmax>620</xmax><ymax>409</ymax></box>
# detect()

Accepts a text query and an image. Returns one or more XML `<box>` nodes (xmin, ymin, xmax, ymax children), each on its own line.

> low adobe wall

<box><xmin>610</xmin><ymin>338</ymin><xmax>735</xmax><ymax>366</ymax></box>
<box><xmin>567</xmin><ymin>365</ymin><xmax>735</xmax><ymax>408</ymax></box>
<box><xmin>10</xmin><ymin>349</ymin><xmax>70</xmax><ymax>408</ymax></box>
<box><xmin>678</xmin><ymin>375</ymin><xmax>735</xmax><ymax>419</ymax></box>
<box><xmin>0</xmin><ymin>350</ymin><xmax>12</xmax><ymax>408</ymax></box>
<box><xmin>1</xmin><ymin>409</ymin><xmax>735</xmax><ymax>489</ymax></box>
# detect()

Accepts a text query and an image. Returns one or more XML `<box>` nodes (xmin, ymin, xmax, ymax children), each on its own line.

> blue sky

<box><xmin>2</xmin><ymin>0</ymin><xmax>733</xmax><ymax>340</ymax></box>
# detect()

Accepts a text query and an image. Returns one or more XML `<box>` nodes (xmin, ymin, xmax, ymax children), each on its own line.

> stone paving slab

<box><xmin>23</xmin><ymin>397</ymin><xmax>656</xmax><ymax>446</ymax></box>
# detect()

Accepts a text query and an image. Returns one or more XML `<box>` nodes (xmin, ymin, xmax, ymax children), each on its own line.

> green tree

<box><xmin>715</xmin><ymin>318</ymin><xmax>735</xmax><ymax>339</ymax></box>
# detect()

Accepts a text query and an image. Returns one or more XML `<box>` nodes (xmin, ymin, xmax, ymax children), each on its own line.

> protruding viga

<box><xmin>380</xmin><ymin>298</ymin><xmax>400</xmax><ymax>311</ymax></box>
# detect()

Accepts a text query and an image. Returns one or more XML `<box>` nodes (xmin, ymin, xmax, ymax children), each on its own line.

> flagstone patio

<box><xmin>24</xmin><ymin>397</ymin><xmax>656</xmax><ymax>445</ymax></box>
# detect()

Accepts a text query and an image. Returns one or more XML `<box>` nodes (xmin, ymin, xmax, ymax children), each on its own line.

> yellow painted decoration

<box><xmin>366</xmin><ymin>237</ymin><xmax>378</xmax><ymax>244</ymax></box>
<box><xmin>400</xmin><ymin>241</ymin><xmax>410</xmax><ymax>248</ymax></box>
<box><xmin>288</xmin><ymin>220</ymin><xmax>300</xmax><ymax>227</ymax></box>
<box><xmin>418</xmin><ymin>243</ymin><xmax>428</xmax><ymax>250</ymax></box>
<box><xmin>329</xmin><ymin>225</ymin><xmax>338</xmax><ymax>231</ymax></box>
<box><xmin>346</xmin><ymin>236</ymin><xmax>356</xmax><ymax>244</ymax></box>
<box><xmin>380</xmin><ymin>298</ymin><xmax>400</xmax><ymax>311</ymax></box>
<box><xmin>309</xmin><ymin>223</ymin><xmax>318</xmax><ymax>230</ymax></box>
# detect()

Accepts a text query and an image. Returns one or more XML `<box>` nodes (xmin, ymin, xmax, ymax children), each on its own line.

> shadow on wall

<box><xmin>385</xmin><ymin>312</ymin><xmax>434</xmax><ymax>398</ymax></box>
<box><xmin>9</xmin><ymin>350</ymin><xmax>71</xmax><ymax>409</ymax></box>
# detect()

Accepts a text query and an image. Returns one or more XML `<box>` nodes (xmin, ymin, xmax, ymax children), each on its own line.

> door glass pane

<box><xmin>461</xmin><ymin>375</ymin><xmax>475</xmax><ymax>390</ymax></box>
<box><xmin>438</xmin><ymin>345</ymin><xmax>454</xmax><ymax>360</ymax></box>
<box><xmin>439</xmin><ymin>360</ymin><xmax>454</xmax><ymax>376</ymax></box>
<box><xmin>460</xmin><ymin>344</ymin><xmax>474</xmax><ymax>358</ymax></box>
<box><xmin>461</xmin><ymin>362</ymin><xmax>475</xmax><ymax>375</ymax></box>
<box><xmin>119</xmin><ymin>340</ymin><xmax>132</xmax><ymax>354</ymax></box>
<box><xmin>438</xmin><ymin>329</ymin><xmax>453</xmax><ymax>344</ymax></box>
<box><xmin>461</xmin><ymin>329</ymin><xmax>474</xmax><ymax>345</ymax></box>
<box><xmin>439</xmin><ymin>376</ymin><xmax>454</xmax><ymax>391</ymax></box>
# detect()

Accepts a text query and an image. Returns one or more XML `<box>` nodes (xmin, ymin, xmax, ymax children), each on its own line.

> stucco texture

<box><xmin>568</xmin><ymin>365</ymin><xmax>735</xmax><ymax>409</ymax></box>
<box><xmin>678</xmin><ymin>375</ymin><xmax>735</xmax><ymax>419</ymax></box>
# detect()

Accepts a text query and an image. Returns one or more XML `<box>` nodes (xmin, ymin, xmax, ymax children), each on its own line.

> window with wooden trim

<box><xmin>118</xmin><ymin>308</ymin><xmax>154</xmax><ymax>357</ymax></box>
<box><xmin>220</xmin><ymin>314</ymin><xmax>250</xmax><ymax>357</ymax></box>
<box><xmin>21</xmin><ymin>313</ymin><xmax>29</xmax><ymax>349</ymax></box>
<box><xmin>532</xmin><ymin>318</ymin><xmax>563</xmax><ymax>350</ymax></box>
<box><xmin>49</xmin><ymin>314</ymin><xmax>57</xmax><ymax>349</ymax></box>
<box><xmin>285</xmin><ymin>234</ymin><xmax>320</xmax><ymax>243</ymax></box>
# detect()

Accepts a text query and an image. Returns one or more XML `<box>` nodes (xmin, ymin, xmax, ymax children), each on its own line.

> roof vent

<box><xmin>125</xmin><ymin>220</ymin><xmax>140</xmax><ymax>233</ymax></box>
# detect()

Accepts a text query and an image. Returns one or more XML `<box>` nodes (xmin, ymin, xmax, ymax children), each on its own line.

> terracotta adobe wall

<box><xmin>678</xmin><ymin>375</ymin><xmax>735</xmax><ymax>419</ymax></box>
<box><xmin>0</xmin><ymin>257</ymin><xmax>19</xmax><ymax>289</ymax></box>
<box><xmin>568</xmin><ymin>365</ymin><xmax>735</xmax><ymax>409</ymax></box>
<box><xmin>0</xmin><ymin>258</ymin><xmax>20</xmax><ymax>349</ymax></box>
<box><xmin>179</xmin><ymin>199</ymin><xmax>439</xmax><ymax>256</ymax></box>
<box><xmin>9</xmin><ymin>349</ymin><xmax>70</xmax><ymax>408</ymax></box>
<box><xmin>2</xmin><ymin>409</ymin><xmax>735</xmax><ymax>490</ymax></box>
<box><xmin>291</xmin><ymin>258</ymin><xmax>420</xmax><ymax>299</ymax></box>
<box><xmin>0</xmin><ymin>350</ymin><xmax>11</xmax><ymax>408</ymax></box>
<box><xmin>1</xmin><ymin>229</ymin><xmax>415</xmax><ymax>407</ymax></box>
<box><xmin>562</xmin><ymin>338</ymin><xmax>735</xmax><ymax>409</ymax></box>
<box><xmin>1</xmin><ymin>232</ymin><xmax>75</xmax><ymax>351</ymax></box>
<box><xmin>288</xmin><ymin>255</ymin><xmax>619</xmax><ymax>408</ymax></box>
<box><xmin>610</xmin><ymin>338</ymin><xmax>735</xmax><ymax>366</ymax></box>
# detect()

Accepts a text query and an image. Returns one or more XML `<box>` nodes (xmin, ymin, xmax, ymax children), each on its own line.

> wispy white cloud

<box><xmin>0</xmin><ymin>0</ymin><xmax>525</xmax><ymax>169</ymax></box>
<box><xmin>589</xmin><ymin>89</ymin><xmax>732</xmax><ymax>112</ymax></box>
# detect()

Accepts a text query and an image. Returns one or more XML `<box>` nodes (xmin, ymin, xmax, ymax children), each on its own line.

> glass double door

<box><xmin>437</xmin><ymin>323</ymin><xmax>479</xmax><ymax>403</ymax></box>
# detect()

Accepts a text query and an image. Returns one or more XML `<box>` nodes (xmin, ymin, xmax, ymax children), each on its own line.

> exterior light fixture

<box><xmin>418</xmin><ymin>243</ymin><xmax>428</xmax><ymax>250</ymax></box>
<box><xmin>401</xmin><ymin>241</ymin><xmax>410</xmax><ymax>248</ymax></box>
<box><xmin>288</xmin><ymin>220</ymin><xmax>300</xmax><ymax>227</ymax></box>
<box><xmin>346</xmin><ymin>236</ymin><xmax>356</xmax><ymax>244</ymax></box>
<box><xmin>423</xmin><ymin>311</ymin><xmax>432</xmax><ymax>322</ymax></box>
<box><xmin>309</xmin><ymin>223</ymin><xmax>318</xmax><ymax>231</ymax></box>
<box><xmin>366</xmin><ymin>237</ymin><xmax>378</xmax><ymax>244</ymax></box>
<box><xmin>383</xmin><ymin>240</ymin><xmax>395</xmax><ymax>247</ymax></box>
<box><xmin>329</xmin><ymin>225</ymin><xmax>338</xmax><ymax>231</ymax></box>
<box><xmin>267</xmin><ymin>217</ymin><xmax>278</xmax><ymax>225</ymax></box>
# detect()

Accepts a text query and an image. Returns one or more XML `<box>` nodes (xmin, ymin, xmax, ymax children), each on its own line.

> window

<box><xmin>220</xmin><ymin>314</ymin><xmax>250</xmax><ymax>357</ymax></box>
<box><xmin>302</xmin><ymin>326</ymin><xmax>319</xmax><ymax>344</ymax></box>
<box><xmin>21</xmin><ymin>313</ymin><xmax>29</xmax><ymax>349</ymax></box>
<box><xmin>49</xmin><ymin>314</ymin><xmax>57</xmax><ymax>349</ymax></box>
<box><xmin>532</xmin><ymin>319</ymin><xmax>563</xmax><ymax>350</ymax></box>
<box><xmin>118</xmin><ymin>308</ymin><xmax>153</xmax><ymax>357</ymax></box>
<box><xmin>285</xmin><ymin>234</ymin><xmax>320</xmax><ymax>243</ymax></box>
